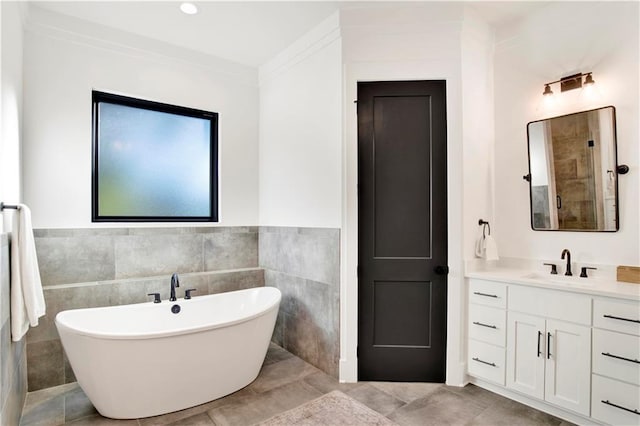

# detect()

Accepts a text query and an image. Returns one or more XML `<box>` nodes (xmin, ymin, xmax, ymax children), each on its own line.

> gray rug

<box><xmin>256</xmin><ymin>390</ymin><xmax>398</xmax><ymax>425</ymax></box>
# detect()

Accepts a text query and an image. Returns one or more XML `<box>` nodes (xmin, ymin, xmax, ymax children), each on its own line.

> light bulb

<box><xmin>180</xmin><ymin>2</ymin><xmax>198</xmax><ymax>15</ymax></box>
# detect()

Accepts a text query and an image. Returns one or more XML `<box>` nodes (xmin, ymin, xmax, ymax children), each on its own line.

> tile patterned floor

<box><xmin>20</xmin><ymin>344</ymin><xmax>573</xmax><ymax>426</ymax></box>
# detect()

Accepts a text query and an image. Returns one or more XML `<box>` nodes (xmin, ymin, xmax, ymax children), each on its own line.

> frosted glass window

<box><xmin>92</xmin><ymin>91</ymin><xmax>218</xmax><ymax>221</ymax></box>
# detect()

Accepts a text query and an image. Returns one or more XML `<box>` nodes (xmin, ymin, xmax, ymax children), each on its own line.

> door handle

<box><xmin>434</xmin><ymin>265</ymin><xmax>449</xmax><ymax>275</ymax></box>
<box><xmin>473</xmin><ymin>321</ymin><xmax>497</xmax><ymax>329</ymax></box>
<box><xmin>603</xmin><ymin>314</ymin><xmax>640</xmax><ymax>324</ymax></box>
<box><xmin>473</xmin><ymin>291</ymin><xmax>497</xmax><ymax>298</ymax></box>
<box><xmin>547</xmin><ymin>332</ymin><xmax>552</xmax><ymax>359</ymax></box>
<box><xmin>537</xmin><ymin>331</ymin><xmax>542</xmax><ymax>357</ymax></box>
<box><xmin>602</xmin><ymin>352</ymin><xmax>640</xmax><ymax>364</ymax></box>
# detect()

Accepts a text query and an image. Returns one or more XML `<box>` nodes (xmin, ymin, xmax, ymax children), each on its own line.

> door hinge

<box><xmin>356</xmin><ymin>346</ymin><xmax>359</xmax><ymax>357</ymax></box>
<box><xmin>357</xmin><ymin>265</ymin><xmax>361</xmax><ymax>277</ymax></box>
<box><xmin>354</xmin><ymin>99</ymin><xmax>358</xmax><ymax>114</ymax></box>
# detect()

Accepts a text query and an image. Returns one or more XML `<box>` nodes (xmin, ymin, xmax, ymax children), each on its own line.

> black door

<box><xmin>357</xmin><ymin>80</ymin><xmax>448</xmax><ymax>382</ymax></box>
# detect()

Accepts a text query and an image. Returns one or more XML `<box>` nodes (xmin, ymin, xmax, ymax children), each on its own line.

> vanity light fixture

<box><xmin>180</xmin><ymin>2</ymin><xmax>198</xmax><ymax>15</ymax></box>
<box><xmin>542</xmin><ymin>72</ymin><xmax>595</xmax><ymax>96</ymax></box>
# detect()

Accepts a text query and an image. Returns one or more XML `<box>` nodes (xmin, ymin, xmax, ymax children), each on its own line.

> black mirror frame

<box><xmin>525</xmin><ymin>106</ymin><xmax>622</xmax><ymax>232</ymax></box>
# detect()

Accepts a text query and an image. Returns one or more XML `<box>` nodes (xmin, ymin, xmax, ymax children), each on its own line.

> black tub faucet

<box><xmin>561</xmin><ymin>249</ymin><xmax>572</xmax><ymax>276</ymax></box>
<box><xmin>170</xmin><ymin>273</ymin><xmax>180</xmax><ymax>301</ymax></box>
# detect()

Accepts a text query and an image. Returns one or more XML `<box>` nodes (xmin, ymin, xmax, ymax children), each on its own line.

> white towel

<box><xmin>10</xmin><ymin>204</ymin><xmax>46</xmax><ymax>341</ymax></box>
<box><xmin>475</xmin><ymin>236</ymin><xmax>484</xmax><ymax>258</ymax></box>
<box><xmin>484</xmin><ymin>235</ymin><xmax>500</xmax><ymax>261</ymax></box>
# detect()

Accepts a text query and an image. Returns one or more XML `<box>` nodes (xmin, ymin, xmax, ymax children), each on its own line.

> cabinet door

<box><xmin>544</xmin><ymin>319</ymin><xmax>591</xmax><ymax>416</ymax></box>
<box><xmin>507</xmin><ymin>312</ymin><xmax>545</xmax><ymax>399</ymax></box>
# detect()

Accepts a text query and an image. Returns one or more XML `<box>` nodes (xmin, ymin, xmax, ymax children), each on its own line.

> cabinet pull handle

<box><xmin>472</xmin><ymin>357</ymin><xmax>496</xmax><ymax>367</ymax></box>
<box><xmin>601</xmin><ymin>400</ymin><xmax>640</xmax><ymax>415</ymax></box>
<box><xmin>602</xmin><ymin>352</ymin><xmax>640</xmax><ymax>364</ymax></box>
<box><xmin>472</xmin><ymin>321</ymin><xmax>497</xmax><ymax>329</ymax></box>
<box><xmin>547</xmin><ymin>332</ymin><xmax>552</xmax><ymax>359</ymax></box>
<box><xmin>603</xmin><ymin>314</ymin><xmax>640</xmax><ymax>324</ymax></box>
<box><xmin>473</xmin><ymin>291</ymin><xmax>498</xmax><ymax>298</ymax></box>
<box><xmin>537</xmin><ymin>331</ymin><xmax>542</xmax><ymax>357</ymax></box>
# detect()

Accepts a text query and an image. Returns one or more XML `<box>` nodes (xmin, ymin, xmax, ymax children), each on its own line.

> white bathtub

<box><xmin>55</xmin><ymin>286</ymin><xmax>281</xmax><ymax>419</ymax></box>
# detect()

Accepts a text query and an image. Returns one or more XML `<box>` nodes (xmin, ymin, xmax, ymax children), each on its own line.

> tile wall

<box><xmin>259</xmin><ymin>227</ymin><xmax>340</xmax><ymax>378</ymax></box>
<box><xmin>1</xmin><ymin>233</ymin><xmax>28</xmax><ymax>425</ymax></box>
<box><xmin>27</xmin><ymin>227</ymin><xmax>263</xmax><ymax>391</ymax></box>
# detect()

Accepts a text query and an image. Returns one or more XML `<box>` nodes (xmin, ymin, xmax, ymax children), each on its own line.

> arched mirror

<box><xmin>526</xmin><ymin>106</ymin><xmax>623</xmax><ymax>231</ymax></box>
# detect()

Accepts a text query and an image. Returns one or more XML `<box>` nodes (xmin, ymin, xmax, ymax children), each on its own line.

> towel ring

<box><xmin>478</xmin><ymin>219</ymin><xmax>490</xmax><ymax>238</ymax></box>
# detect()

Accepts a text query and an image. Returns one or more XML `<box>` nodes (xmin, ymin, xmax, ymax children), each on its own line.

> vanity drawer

<box><xmin>594</xmin><ymin>298</ymin><xmax>640</xmax><ymax>336</ymax></box>
<box><xmin>593</xmin><ymin>328</ymin><xmax>640</xmax><ymax>386</ymax></box>
<box><xmin>508</xmin><ymin>285</ymin><xmax>591</xmax><ymax>325</ymax></box>
<box><xmin>468</xmin><ymin>339</ymin><xmax>505</xmax><ymax>385</ymax></box>
<box><xmin>469</xmin><ymin>304</ymin><xmax>506</xmax><ymax>347</ymax></box>
<box><xmin>468</xmin><ymin>279</ymin><xmax>507</xmax><ymax>309</ymax></box>
<box><xmin>591</xmin><ymin>374</ymin><xmax>640</xmax><ymax>426</ymax></box>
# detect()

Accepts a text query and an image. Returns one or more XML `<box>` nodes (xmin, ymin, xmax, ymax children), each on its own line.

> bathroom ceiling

<box><xmin>30</xmin><ymin>1</ymin><xmax>549</xmax><ymax>67</ymax></box>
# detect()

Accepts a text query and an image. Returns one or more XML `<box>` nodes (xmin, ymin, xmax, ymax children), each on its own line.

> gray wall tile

<box><xmin>27</xmin><ymin>339</ymin><xmax>64</xmax><ymax>391</ymax></box>
<box><xmin>1</xmin><ymin>235</ymin><xmax>9</xmax><ymax>324</ymax></box>
<box><xmin>208</xmin><ymin>269</ymin><xmax>264</xmax><ymax>294</ymax></box>
<box><xmin>33</xmin><ymin>228</ymin><xmax>128</xmax><ymax>238</ymax></box>
<box><xmin>36</xmin><ymin>236</ymin><xmax>115</xmax><ymax>285</ymax></box>
<box><xmin>1</xmin><ymin>352</ymin><xmax>27</xmax><ymax>426</ymax></box>
<box><xmin>204</xmin><ymin>232</ymin><xmax>258</xmax><ymax>271</ymax></box>
<box><xmin>0</xmin><ymin>234</ymin><xmax>27</xmax><ymax>423</ymax></box>
<box><xmin>114</xmin><ymin>234</ymin><xmax>204</xmax><ymax>279</ymax></box>
<box><xmin>260</xmin><ymin>227</ymin><xmax>340</xmax><ymax>378</ymax></box>
<box><xmin>259</xmin><ymin>227</ymin><xmax>339</xmax><ymax>286</ymax></box>
<box><xmin>34</xmin><ymin>227</ymin><xmax>260</xmax><ymax>285</ymax></box>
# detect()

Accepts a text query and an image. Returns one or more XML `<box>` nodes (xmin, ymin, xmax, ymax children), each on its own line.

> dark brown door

<box><xmin>357</xmin><ymin>80</ymin><xmax>448</xmax><ymax>382</ymax></box>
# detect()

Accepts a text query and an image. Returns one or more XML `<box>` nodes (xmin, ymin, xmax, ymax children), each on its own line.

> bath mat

<box><xmin>256</xmin><ymin>390</ymin><xmax>398</xmax><ymax>425</ymax></box>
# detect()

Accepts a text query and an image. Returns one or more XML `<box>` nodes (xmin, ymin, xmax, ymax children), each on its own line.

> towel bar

<box><xmin>0</xmin><ymin>202</ymin><xmax>20</xmax><ymax>211</ymax></box>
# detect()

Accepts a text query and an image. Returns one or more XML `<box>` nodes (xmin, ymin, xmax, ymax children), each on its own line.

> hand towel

<box><xmin>484</xmin><ymin>235</ymin><xmax>500</xmax><ymax>261</ymax></box>
<box><xmin>475</xmin><ymin>236</ymin><xmax>484</xmax><ymax>258</ymax></box>
<box><xmin>10</xmin><ymin>204</ymin><xmax>46</xmax><ymax>341</ymax></box>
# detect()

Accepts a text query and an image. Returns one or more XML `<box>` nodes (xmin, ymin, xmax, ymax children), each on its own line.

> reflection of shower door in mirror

<box><xmin>543</xmin><ymin>123</ymin><xmax>559</xmax><ymax>229</ymax></box>
<box><xmin>550</xmin><ymin>113</ymin><xmax>600</xmax><ymax>230</ymax></box>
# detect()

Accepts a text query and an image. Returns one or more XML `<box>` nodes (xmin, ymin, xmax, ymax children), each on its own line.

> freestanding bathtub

<box><xmin>55</xmin><ymin>286</ymin><xmax>281</xmax><ymax>419</ymax></box>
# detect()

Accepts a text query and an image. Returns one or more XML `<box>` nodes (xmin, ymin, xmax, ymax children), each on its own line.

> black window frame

<box><xmin>91</xmin><ymin>90</ymin><xmax>219</xmax><ymax>222</ymax></box>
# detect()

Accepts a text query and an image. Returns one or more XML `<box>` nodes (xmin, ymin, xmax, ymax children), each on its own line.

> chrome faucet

<box><xmin>561</xmin><ymin>249</ymin><xmax>572</xmax><ymax>276</ymax></box>
<box><xmin>170</xmin><ymin>273</ymin><xmax>180</xmax><ymax>301</ymax></box>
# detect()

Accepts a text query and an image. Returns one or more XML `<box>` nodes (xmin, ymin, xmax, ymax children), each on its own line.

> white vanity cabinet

<box><xmin>467</xmin><ymin>280</ymin><xmax>507</xmax><ymax>385</ymax></box>
<box><xmin>506</xmin><ymin>286</ymin><xmax>591</xmax><ymax>416</ymax></box>
<box><xmin>464</xmin><ymin>276</ymin><xmax>640</xmax><ymax>424</ymax></box>
<box><xmin>591</xmin><ymin>297</ymin><xmax>640</xmax><ymax>426</ymax></box>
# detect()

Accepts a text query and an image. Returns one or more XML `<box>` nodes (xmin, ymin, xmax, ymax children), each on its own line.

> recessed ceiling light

<box><xmin>180</xmin><ymin>2</ymin><xmax>198</xmax><ymax>15</ymax></box>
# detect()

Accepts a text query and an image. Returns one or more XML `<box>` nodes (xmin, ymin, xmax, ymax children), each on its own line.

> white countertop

<box><xmin>466</xmin><ymin>268</ymin><xmax>640</xmax><ymax>301</ymax></box>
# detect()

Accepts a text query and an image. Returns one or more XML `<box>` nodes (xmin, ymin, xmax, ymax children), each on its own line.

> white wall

<box><xmin>0</xmin><ymin>2</ymin><xmax>25</xmax><ymax>233</ymax></box>
<box><xmin>258</xmin><ymin>13</ymin><xmax>342</xmax><ymax>228</ymax></box>
<box><xmin>494</xmin><ymin>1</ymin><xmax>640</xmax><ymax>266</ymax></box>
<box><xmin>461</xmin><ymin>9</ymin><xmax>495</xmax><ymax>260</ymax></box>
<box><xmin>22</xmin><ymin>6</ymin><xmax>260</xmax><ymax>228</ymax></box>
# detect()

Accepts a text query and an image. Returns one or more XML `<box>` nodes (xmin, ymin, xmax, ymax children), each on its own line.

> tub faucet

<box><xmin>561</xmin><ymin>249</ymin><xmax>572</xmax><ymax>276</ymax></box>
<box><xmin>170</xmin><ymin>273</ymin><xmax>180</xmax><ymax>301</ymax></box>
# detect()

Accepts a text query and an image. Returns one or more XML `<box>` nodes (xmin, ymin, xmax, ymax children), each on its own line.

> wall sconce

<box><xmin>542</xmin><ymin>72</ymin><xmax>595</xmax><ymax>96</ymax></box>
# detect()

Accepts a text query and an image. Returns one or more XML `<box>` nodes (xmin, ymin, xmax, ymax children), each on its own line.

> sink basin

<box><xmin>521</xmin><ymin>272</ymin><xmax>594</xmax><ymax>285</ymax></box>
